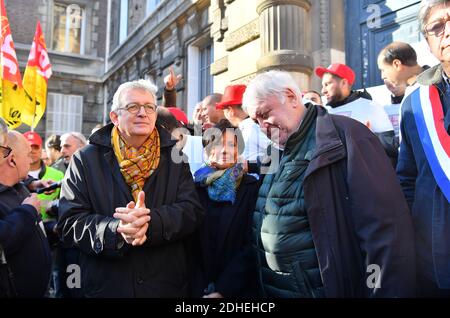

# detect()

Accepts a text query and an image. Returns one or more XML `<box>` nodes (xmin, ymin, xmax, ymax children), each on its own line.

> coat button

<box><xmin>137</xmin><ymin>277</ymin><xmax>144</xmax><ymax>285</ymax></box>
<box><xmin>94</xmin><ymin>240</ymin><xmax>103</xmax><ymax>253</ymax></box>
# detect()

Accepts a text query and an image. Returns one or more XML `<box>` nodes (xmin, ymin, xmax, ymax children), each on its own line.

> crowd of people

<box><xmin>1</xmin><ymin>0</ymin><xmax>450</xmax><ymax>298</ymax></box>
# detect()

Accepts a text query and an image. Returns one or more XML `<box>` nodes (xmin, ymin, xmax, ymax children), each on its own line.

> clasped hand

<box><xmin>113</xmin><ymin>191</ymin><xmax>151</xmax><ymax>246</ymax></box>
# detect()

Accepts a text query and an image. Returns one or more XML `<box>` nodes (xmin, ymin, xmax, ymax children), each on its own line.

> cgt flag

<box><xmin>22</xmin><ymin>21</ymin><xmax>52</xmax><ymax>128</ymax></box>
<box><xmin>0</xmin><ymin>0</ymin><xmax>24</xmax><ymax>128</ymax></box>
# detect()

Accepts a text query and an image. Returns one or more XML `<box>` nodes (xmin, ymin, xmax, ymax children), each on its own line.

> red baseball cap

<box><xmin>216</xmin><ymin>84</ymin><xmax>247</xmax><ymax>109</ymax></box>
<box><xmin>23</xmin><ymin>131</ymin><xmax>43</xmax><ymax>147</ymax></box>
<box><xmin>315</xmin><ymin>63</ymin><xmax>356</xmax><ymax>86</ymax></box>
<box><xmin>167</xmin><ymin>107</ymin><xmax>189</xmax><ymax>126</ymax></box>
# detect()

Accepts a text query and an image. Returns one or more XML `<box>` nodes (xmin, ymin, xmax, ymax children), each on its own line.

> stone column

<box><xmin>256</xmin><ymin>0</ymin><xmax>312</xmax><ymax>89</ymax></box>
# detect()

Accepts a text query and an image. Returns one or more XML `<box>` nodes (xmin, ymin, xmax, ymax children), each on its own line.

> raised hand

<box><xmin>164</xmin><ymin>66</ymin><xmax>182</xmax><ymax>90</ymax></box>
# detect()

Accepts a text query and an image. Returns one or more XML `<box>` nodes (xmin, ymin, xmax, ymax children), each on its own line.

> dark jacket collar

<box><xmin>0</xmin><ymin>183</ymin><xmax>9</xmax><ymax>193</ymax></box>
<box><xmin>417</xmin><ymin>64</ymin><xmax>444</xmax><ymax>86</ymax></box>
<box><xmin>327</xmin><ymin>90</ymin><xmax>372</xmax><ymax>108</ymax></box>
<box><xmin>38</xmin><ymin>160</ymin><xmax>47</xmax><ymax>179</ymax></box>
<box><xmin>89</xmin><ymin>123</ymin><xmax>176</xmax><ymax>150</ymax></box>
<box><xmin>0</xmin><ymin>182</ymin><xmax>27</xmax><ymax>196</ymax></box>
<box><xmin>283</xmin><ymin>103</ymin><xmax>318</xmax><ymax>156</ymax></box>
<box><xmin>305</xmin><ymin>106</ymin><xmax>346</xmax><ymax>179</ymax></box>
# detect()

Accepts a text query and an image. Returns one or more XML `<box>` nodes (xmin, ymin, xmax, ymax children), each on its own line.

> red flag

<box><xmin>0</xmin><ymin>0</ymin><xmax>24</xmax><ymax>128</ymax></box>
<box><xmin>22</xmin><ymin>21</ymin><xmax>52</xmax><ymax>127</ymax></box>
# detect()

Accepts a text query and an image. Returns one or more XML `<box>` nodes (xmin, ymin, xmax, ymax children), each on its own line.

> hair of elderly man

<box><xmin>61</xmin><ymin>132</ymin><xmax>87</xmax><ymax>147</ymax></box>
<box><xmin>419</xmin><ymin>0</ymin><xmax>450</xmax><ymax>35</ymax></box>
<box><xmin>0</xmin><ymin>117</ymin><xmax>7</xmax><ymax>146</ymax></box>
<box><xmin>242</xmin><ymin>70</ymin><xmax>302</xmax><ymax>114</ymax></box>
<box><xmin>111</xmin><ymin>79</ymin><xmax>158</xmax><ymax>112</ymax></box>
<box><xmin>7</xmin><ymin>130</ymin><xmax>25</xmax><ymax>151</ymax></box>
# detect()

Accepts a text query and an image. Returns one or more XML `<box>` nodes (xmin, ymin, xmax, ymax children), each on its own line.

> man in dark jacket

<box><xmin>242</xmin><ymin>70</ymin><xmax>416</xmax><ymax>298</ymax></box>
<box><xmin>396</xmin><ymin>0</ymin><xmax>450</xmax><ymax>297</ymax></box>
<box><xmin>0</xmin><ymin>126</ymin><xmax>52</xmax><ymax>297</ymax></box>
<box><xmin>57</xmin><ymin>79</ymin><xmax>204</xmax><ymax>297</ymax></box>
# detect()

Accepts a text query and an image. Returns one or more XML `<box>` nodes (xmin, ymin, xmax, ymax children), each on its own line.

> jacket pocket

<box><xmin>273</xmin><ymin>162</ymin><xmax>308</xmax><ymax>198</ymax></box>
<box><xmin>291</xmin><ymin>261</ymin><xmax>316</xmax><ymax>298</ymax></box>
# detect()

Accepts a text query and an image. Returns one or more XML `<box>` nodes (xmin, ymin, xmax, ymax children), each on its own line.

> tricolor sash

<box><xmin>410</xmin><ymin>85</ymin><xmax>450</xmax><ymax>203</ymax></box>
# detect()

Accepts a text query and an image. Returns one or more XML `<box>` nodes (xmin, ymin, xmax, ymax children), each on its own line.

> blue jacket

<box><xmin>397</xmin><ymin>64</ymin><xmax>450</xmax><ymax>289</ymax></box>
<box><xmin>0</xmin><ymin>183</ymin><xmax>52</xmax><ymax>297</ymax></box>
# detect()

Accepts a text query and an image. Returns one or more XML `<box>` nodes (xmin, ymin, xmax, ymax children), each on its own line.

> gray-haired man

<box><xmin>396</xmin><ymin>0</ymin><xmax>450</xmax><ymax>297</ymax></box>
<box><xmin>57</xmin><ymin>80</ymin><xmax>203</xmax><ymax>297</ymax></box>
<box><xmin>243</xmin><ymin>70</ymin><xmax>416</xmax><ymax>298</ymax></box>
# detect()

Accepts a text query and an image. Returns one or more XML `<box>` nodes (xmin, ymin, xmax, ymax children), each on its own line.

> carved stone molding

<box><xmin>256</xmin><ymin>0</ymin><xmax>311</xmax><ymax>14</ymax></box>
<box><xmin>319</xmin><ymin>0</ymin><xmax>330</xmax><ymax>66</ymax></box>
<box><xmin>186</xmin><ymin>9</ymin><xmax>199</xmax><ymax>36</ymax></box>
<box><xmin>210</xmin><ymin>56</ymin><xmax>228</xmax><ymax>75</ymax></box>
<box><xmin>230</xmin><ymin>73</ymin><xmax>257</xmax><ymax>85</ymax></box>
<box><xmin>257</xmin><ymin>50</ymin><xmax>313</xmax><ymax>74</ymax></box>
<box><xmin>210</xmin><ymin>0</ymin><xmax>227</xmax><ymax>42</ymax></box>
<box><xmin>224</xmin><ymin>19</ymin><xmax>260</xmax><ymax>52</ymax></box>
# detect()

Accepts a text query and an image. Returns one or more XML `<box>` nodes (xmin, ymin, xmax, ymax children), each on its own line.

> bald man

<box><xmin>0</xmin><ymin>129</ymin><xmax>52</xmax><ymax>297</ymax></box>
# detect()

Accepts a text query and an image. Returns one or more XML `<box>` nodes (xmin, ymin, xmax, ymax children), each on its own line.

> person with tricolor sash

<box><xmin>398</xmin><ymin>0</ymin><xmax>450</xmax><ymax>297</ymax></box>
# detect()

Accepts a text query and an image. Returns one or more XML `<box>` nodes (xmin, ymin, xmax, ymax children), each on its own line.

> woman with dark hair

<box><xmin>190</xmin><ymin>119</ymin><xmax>259</xmax><ymax>298</ymax></box>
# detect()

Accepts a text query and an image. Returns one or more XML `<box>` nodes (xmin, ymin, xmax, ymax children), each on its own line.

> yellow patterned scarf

<box><xmin>112</xmin><ymin>126</ymin><xmax>160</xmax><ymax>201</ymax></box>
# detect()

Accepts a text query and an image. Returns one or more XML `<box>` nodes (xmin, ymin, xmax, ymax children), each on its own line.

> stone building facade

<box><xmin>5</xmin><ymin>0</ymin><xmax>424</xmax><ymax>137</ymax></box>
<box><xmin>104</xmin><ymin>0</ymin><xmax>346</xmax><ymax>121</ymax></box>
<box><xmin>6</xmin><ymin>0</ymin><xmax>107</xmax><ymax>137</ymax></box>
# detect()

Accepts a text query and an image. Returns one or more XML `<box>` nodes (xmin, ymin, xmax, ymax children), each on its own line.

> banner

<box><xmin>22</xmin><ymin>21</ymin><xmax>52</xmax><ymax>128</ymax></box>
<box><xmin>0</xmin><ymin>0</ymin><xmax>23</xmax><ymax>128</ymax></box>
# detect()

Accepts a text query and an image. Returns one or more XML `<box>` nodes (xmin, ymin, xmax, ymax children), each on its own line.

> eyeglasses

<box><xmin>118</xmin><ymin>103</ymin><xmax>157</xmax><ymax>114</ymax></box>
<box><xmin>0</xmin><ymin>145</ymin><xmax>12</xmax><ymax>158</ymax></box>
<box><xmin>425</xmin><ymin>15</ymin><xmax>450</xmax><ymax>37</ymax></box>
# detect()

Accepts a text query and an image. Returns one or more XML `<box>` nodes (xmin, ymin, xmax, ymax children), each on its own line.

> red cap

<box><xmin>216</xmin><ymin>84</ymin><xmax>247</xmax><ymax>109</ymax></box>
<box><xmin>315</xmin><ymin>63</ymin><xmax>356</xmax><ymax>86</ymax></box>
<box><xmin>167</xmin><ymin>107</ymin><xmax>189</xmax><ymax>126</ymax></box>
<box><xmin>23</xmin><ymin>131</ymin><xmax>43</xmax><ymax>147</ymax></box>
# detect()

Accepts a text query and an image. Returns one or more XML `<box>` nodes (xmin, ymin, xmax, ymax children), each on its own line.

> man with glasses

<box><xmin>0</xmin><ymin>119</ymin><xmax>52</xmax><ymax>297</ymax></box>
<box><xmin>397</xmin><ymin>0</ymin><xmax>450</xmax><ymax>296</ymax></box>
<box><xmin>57</xmin><ymin>80</ymin><xmax>203</xmax><ymax>297</ymax></box>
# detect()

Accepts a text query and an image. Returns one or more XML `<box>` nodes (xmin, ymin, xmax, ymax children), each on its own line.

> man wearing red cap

<box><xmin>23</xmin><ymin>131</ymin><xmax>64</xmax><ymax>219</ymax></box>
<box><xmin>216</xmin><ymin>84</ymin><xmax>271</xmax><ymax>162</ymax></box>
<box><xmin>316</xmin><ymin>63</ymin><xmax>398</xmax><ymax>165</ymax></box>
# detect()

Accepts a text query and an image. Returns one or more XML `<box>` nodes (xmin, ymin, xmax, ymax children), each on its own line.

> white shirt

<box><xmin>238</xmin><ymin>117</ymin><xmax>272</xmax><ymax>162</ymax></box>
<box><xmin>383</xmin><ymin>104</ymin><xmax>401</xmax><ymax>138</ymax></box>
<box><xmin>328</xmin><ymin>98</ymin><xmax>394</xmax><ymax>133</ymax></box>
<box><xmin>28</xmin><ymin>168</ymin><xmax>41</xmax><ymax>180</ymax></box>
<box><xmin>181</xmin><ymin>135</ymin><xmax>205</xmax><ymax>177</ymax></box>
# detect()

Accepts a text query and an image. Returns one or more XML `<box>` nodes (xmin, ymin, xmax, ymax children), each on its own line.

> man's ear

<box><xmin>340</xmin><ymin>78</ymin><xmax>351</xmax><ymax>91</ymax></box>
<box><xmin>110</xmin><ymin>111</ymin><xmax>119</xmax><ymax>126</ymax></box>
<box><xmin>7</xmin><ymin>154</ymin><xmax>16</xmax><ymax>168</ymax></box>
<box><xmin>285</xmin><ymin>88</ymin><xmax>299</xmax><ymax>105</ymax></box>
<box><xmin>393</xmin><ymin>59</ymin><xmax>402</xmax><ymax>70</ymax></box>
<box><xmin>228</xmin><ymin>106</ymin><xmax>235</xmax><ymax>117</ymax></box>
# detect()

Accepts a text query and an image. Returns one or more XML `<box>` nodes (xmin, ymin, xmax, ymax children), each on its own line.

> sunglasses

<box><xmin>0</xmin><ymin>145</ymin><xmax>12</xmax><ymax>158</ymax></box>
